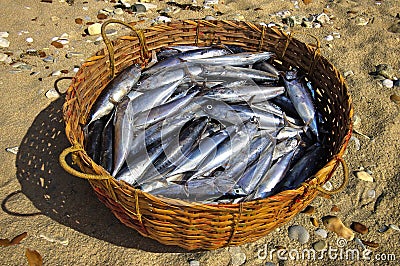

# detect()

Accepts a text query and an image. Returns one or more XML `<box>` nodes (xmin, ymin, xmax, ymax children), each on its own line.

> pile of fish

<box><xmin>84</xmin><ymin>44</ymin><xmax>330</xmax><ymax>204</ymax></box>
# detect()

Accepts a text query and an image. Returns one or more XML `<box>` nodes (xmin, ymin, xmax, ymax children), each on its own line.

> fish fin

<box><xmin>282</xmin><ymin>112</ymin><xmax>303</xmax><ymax>129</ymax></box>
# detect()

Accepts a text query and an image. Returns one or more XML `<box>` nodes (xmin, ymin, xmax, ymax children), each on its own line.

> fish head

<box><xmin>284</xmin><ymin>69</ymin><xmax>299</xmax><ymax>81</ymax></box>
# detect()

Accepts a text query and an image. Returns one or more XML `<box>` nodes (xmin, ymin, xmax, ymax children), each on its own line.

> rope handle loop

<box><xmin>101</xmin><ymin>19</ymin><xmax>149</xmax><ymax>78</ymax></box>
<box><xmin>59</xmin><ymin>145</ymin><xmax>110</xmax><ymax>180</ymax></box>
<box><xmin>315</xmin><ymin>156</ymin><xmax>349</xmax><ymax>195</ymax></box>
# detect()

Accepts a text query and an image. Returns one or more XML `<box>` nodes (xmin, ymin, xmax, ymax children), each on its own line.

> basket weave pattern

<box><xmin>61</xmin><ymin>20</ymin><xmax>353</xmax><ymax>250</ymax></box>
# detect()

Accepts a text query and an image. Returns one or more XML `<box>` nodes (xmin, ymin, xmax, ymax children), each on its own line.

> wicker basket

<box><xmin>59</xmin><ymin>20</ymin><xmax>353</xmax><ymax>250</ymax></box>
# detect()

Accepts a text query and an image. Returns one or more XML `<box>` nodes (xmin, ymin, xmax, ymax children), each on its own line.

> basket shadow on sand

<box><xmin>10</xmin><ymin>95</ymin><xmax>190</xmax><ymax>253</ymax></box>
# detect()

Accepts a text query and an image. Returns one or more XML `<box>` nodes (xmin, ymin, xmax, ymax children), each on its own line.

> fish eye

<box><xmin>207</xmin><ymin>105</ymin><xmax>213</xmax><ymax>110</ymax></box>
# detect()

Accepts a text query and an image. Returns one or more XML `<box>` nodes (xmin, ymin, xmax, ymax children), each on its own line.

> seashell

<box><xmin>88</xmin><ymin>23</ymin><xmax>102</xmax><ymax>35</ymax></box>
<box><xmin>204</xmin><ymin>15</ymin><xmax>217</xmax><ymax>21</ymax></box>
<box><xmin>312</xmin><ymin>240</ymin><xmax>327</xmax><ymax>251</ymax></box>
<box><xmin>0</xmin><ymin>37</ymin><xmax>10</xmax><ymax>48</ymax></box>
<box><xmin>382</xmin><ymin>79</ymin><xmax>394</xmax><ymax>88</ymax></box>
<box><xmin>316</xmin><ymin>13</ymin><xmax>330</xmax><ymax>24</ymax></box>
<box><xmin>51</xmin><ymin>70</ymin><xmax>61</xmax><ymax>76</ymax></box>
<box><xmin>355</xmin><ymin>171</ymin><xmax>374</xmax><ymax>182</ymax></box>
<box><xmin>133</xmin><ymin>4</ymin><xmax>147</xmax><ymax>13</ymax></box>
<box><xmin>311</xmin><ymin>217</ymin><xmax>319</xmax><ymax>227</ymax></box>
<box><xmin>352</xmin><ymin>114</ymin><xmax>361</xmax><ymax>127</ymax></box>
<box><xmin>114</xmin><ymin>8</ymin><xmax>124</xmax><ymax>15</ymax></box>
<box><xmin>152</xmin><ymin>16</ymin><xmax>172</xmax><ymax>24</ymax></box>
<box><xmin>189</xmin><ymin>260</ymin><xmax>200</xmax><ymax>266</ymax></box>
<box><xmin>302</xmin><ymin>21</ymin><xmax>313</xmax><ymax>28</ymax></box>
<box><xmin>301</xmin><ymin>205</ymin><xmax>315</xmax><ymax>215</ymax></box>
<box><xmin>75</xmin><ymin>18</ymin><xmax>83</xmax><ymax>24</ymax></box>
<box><xmin>43</xmin><ymin>56</ymin><xmax>55</xmax><ymax>63</ymax></box>
<box><xmin>344</xmin><ymin>70</ymin><xmax>354</xmax><ymax>77</ymax></box>
<box><xmin>313</xmin><ymin>22</ymin><xmax>321</xmax><ymax>28</ymax></box>
<box><xmin>228</xmin><ymin>246</ymin><xmax>246</xmax><ymax>266</ymax></box>
<box><xmin>322</xmin><ymin>216</ymin><xmax>354</xmax><ymax>241</ymax></box>
<box><xmin>390</xmin><ymin>94</ymin><xmax>400</xmax><ymax>105</ymax></box>
<box><xmin>315</xmin><ymin>228</ymin><xmax>328</xmax><ymax>238</ymax></box>
<box><xmin>324</xmin><ymin>35</ymin><xmax>334</xmax><ymax>41</ymax></box>
<box><xmin>350</xmin><ymin>222</ymin><xmax>368</xmax><ymax>235</ymax></box>
<box><xmin>5</xmin><ymin>146</ymin><xmax>19</xmax><ymax>155</ymax></box>
<box><xmin>389</xmin><ymin>224</ymin><xmax>400</xmax><ymax>231</ymax></box>
<box><xmin>0</xmin><ymin>31</ymin><xmax>9</xmax><ymax>38</ymax></box>
<box><xmin>26</xmin><ymin>37</ymin><xmax>34</xmax><ymax>43</ymax></box>
<box><xmin>354</xmin><ymin>237</ymin><xmax>366</xmax><ymax>250</ymax></box>
<box><xmin>0</xmin><ymin>53</ymin><xmax>9</xmax><ymax>62</ymax></box>
<box><xmin>288</xmin><ymin>225</ymin><xmax>310</xmax><ymax>244</ymax></box>
<box><xmin>51</xmin><ymin>41</ymin><xmax>63</xmax><ymax>48</ymax></box>
<box><xmin>355</xmin><ymin>17</ymin><xmax>368</xmax><ymax>26</ymax></box>
<box><xmin>330</xmin><ymin>205</ymin><xmax>340</xmax><ymax>212</ymax></box>
<box><xmin>45</xmin><ymin>88</ymin><xmax>60</xmax><ymax>100</ymax></box>
<box><xmin>366</xmin><ymin>189</ymin><xmax>376</xmax><ymax>199</ymax></box>
<box><xmin>361</xmin><ymin>239</ymin><xmax>379</xmax><ymax>249</ymax></box>
<box><xmin>66</xmin><ymin>52</ymin><xmax>83</xmax><ymax>58</ymax></box>
<box><xmin>377</xmin><ymin>225</ymin><xmax>389</xmax><ymax>233</ymax></box>
<box><xmin>322</xmin><ymin>181</ymin><xmax>333</xmax><ymax>191</ymax></box>
<box><xmin>97</xmin><ymin>13</ymin><xmax>108</xmax><ymax>20</ymax></box>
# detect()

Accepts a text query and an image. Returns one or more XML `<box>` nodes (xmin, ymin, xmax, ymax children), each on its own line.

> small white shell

<box><xmin>288</xmin><ymin>225</ymin><xmax>310</xmax><ymax>244</ymax></box>
<box><xmin>355</xmin><ymin>171</ymin><xmax>374</xmax><ymax>182</ymax></box>
<box><xmin>315</xmin><ymin>228</ymin><xmax>328</xmax><ymax>238</ymax></box>
<box><xmin>45</xmin><ymin>89</ymin><xmax>60</xmax><ymax>100</ymax></box>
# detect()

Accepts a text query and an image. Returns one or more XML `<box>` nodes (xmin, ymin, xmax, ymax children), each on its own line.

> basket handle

<box><xmin>315</xmin><ymin>157</ymin><xmax>349</xmax><ymax>195</ymax></box>
<box><xmin>101</xmin><ymin>19</ymin><xmax>149</xmax><ymax>78</ymax></box>
<box><xmin>59</xmin><ymin>145</ymin><xmax>111</xmax><ymax>180</ymax></box>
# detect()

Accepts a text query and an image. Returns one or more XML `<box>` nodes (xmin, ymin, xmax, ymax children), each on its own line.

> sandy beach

<box><xmin>0</xmin><ymin>0</ymin><xmax>399</xmax><ymax>265</ymax></box>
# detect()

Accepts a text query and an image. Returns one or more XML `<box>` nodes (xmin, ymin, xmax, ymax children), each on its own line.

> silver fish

<box><xmin>136</xmin><ymin>117</ymin><xmax>209</xmax><ymax>184</ymax></box>
<box><xmin>236</xmin><ymin>140</ymin><xmax>275</xmax><ymax>195</ymax></box>
<box><xmin>202</xmin><ymin>85</ymin><xmax>285</xmax><ymax>104</ymax></box>
<box><xmin>177</xmin><ymin>46</ymin><xmax>232</xmax><ymax>60</ymax></box>
<box><xmin>201</xmin><ymin>65</ymin><xmax>279</xmax><ymax>81</ymax></box>
<box><xmin>85</xmin><ymin>118</ymin><xmax>106</xmax><ymax>165</ymax></box>
<box><xmin>277</xmin><ymin>143</ymin><xmax>326</xmax><ymax>191</ymax></box>
<box><xmin>86</xmin><ymin>64</ymin><xmax>141</xmax><ymax>126</ymax></box>
<box><xmin>116</xmin><ymin>135</ymin><xmax>171</xmax><ymax>185</ymax></box>
<box><xmin>272</xmin><ymin>137</ymin><xmax>299</xmax><ymax>161</ymax></box>
<box><xmin>185</xmin><ymin>52</ymin><xmax>274</xmax><ymax>66</ymax></box>
<box><xmin>122</xmin><ymin>115</ymin><xmax>194</xmax><ymax>181</ymax></box>
<box><xmin>138</xmin><ymin>63</ymin><xmax>203</xmax><ymax>91</ymax></box>
<box><xmin>230</xmin><ymin>104</ymin><xmax>285</xmax><ymax>131</ymax></box>
<box><xmin>148</xmin><ymin>176</ymin><xmax>236</xmax><ymax>203</ymax></box>
<box><xmin>246</xmin><ymin>144</ymin><xmax>299</xmax><ymax>200</ymax></box>
<box><xmin>132</xmin><ymin>90</ymin><xmax>200</xmax><ymax>128</ymax></box>
<box><xmin>129</xmin><ymin>78</ymin><xmax>183</xmax><ymax>117</ymax></box>
<box><xmin>145</xmin><ymin>46</ymin><xmax>230</xmax><ymax>75</ymax></box>
<box><xmin>188</xmin><ymin>121</ymin><xmax>258</xmax><ymax>180</ymax></box>
<box><xmin>166</xmin><ymin>124</ymin><xmax>239</xmax><ymax>178</ymax></box>
<box><xmin>283</xmin><ymin>70</ymin><xmax>319</xmax><ymax>138</ymax></box>
<box><xmin>100</xmin><ymin>112</ymin><xmax>114</xmax><ymax>173</ymax></box>
<box><xmin>274</xmin><ymin>126</ymin><xmax>306</xmax><ymax>142</ymax></box>
<box><xmin>253</xmin><ymin>60</ymin><xmax>281</xmax><ymax>76</ymax></box>
<box><xmin>112</xmin><ymin>97</ymin><xmax>135</xmax><ymax>176</ymax></box>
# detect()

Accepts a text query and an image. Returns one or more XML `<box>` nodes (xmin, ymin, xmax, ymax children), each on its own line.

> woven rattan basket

<box><xmin>59</xmin><ymin>20</ymin><xmax>353</xmax><ymax>250</ymax></box>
